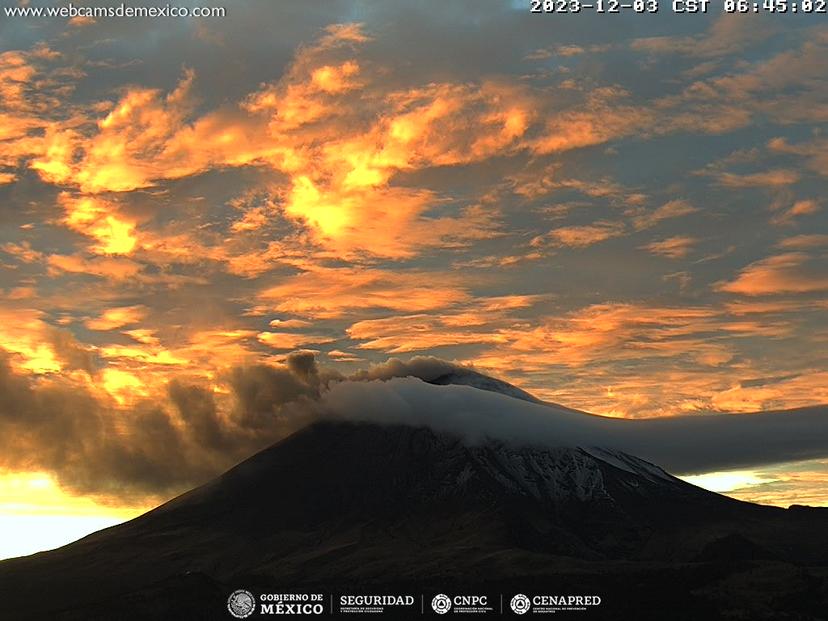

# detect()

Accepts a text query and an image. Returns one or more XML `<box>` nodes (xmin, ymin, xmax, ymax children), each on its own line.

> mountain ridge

<box><xmin>2</xmin><ymin>420</ymin><xmax>828</xmax><ymax>619</ymax></box>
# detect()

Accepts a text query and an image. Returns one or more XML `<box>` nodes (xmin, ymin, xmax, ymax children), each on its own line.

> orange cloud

<box><xmin>85</xmin><ymin>306</ymin><xmax>147</xmax><ymax>331</ymax></box>
<box><xmin>345</xmin><ymin>295</ymin><xmax>547</xmax><ymax>354</ymax></box>
<box><xmin>641</xmin><ymin>236</ymin><xmax>697</xmax><ymax>259</ymax></box>
<box><xmin>777</xmin><ymin>235</ymin><xmax>828</xmax><ymax>249</ymax></box>
<box><xmin>100</xmin><ymin>367</ymin><xmax>147</xmax><ymax>405</ymax></box>
<box><xmin>326</xmin><ymin>349</ymin><xmax>363</xmax><ymax>362</ymax></box>
<box><xmin>0</xmin><ymin>48</ymin><xmax>79</xmax><ymax>177</ymax></box>
<box><xmin>718</xmin><ymin>253</ymin><xmax>828</xmax><ymax>295</ymax></box>
<box><xmin>724</xmin><ymin>299</ymin><xmax>814</xmax><ymax>315</ymax></box>
<box><xmin>348</xmin><ymin>314</ymin><xmax>509</xmax><ymax>353</ymax></box>
<box><xmin>632</xmin><ymin>14</ymin><xmax>773</xmax><ymax>58</ymax></box>
<box><xmin>502</xmin><ymin>304</ymin><xmax>721</xmax><ymax>365</ymax></box>
<box><xmin>357</xmin><ymin>299</ymin><xmax>812</xmax><ymax>418</ymax></box>
<box><xmin>47</xmin><ymin>254</ymin><xmax>141</xmax><ymax>280</ymax></box>
<box><xmin>344</xmin><ymin>304</ymin><xmax>751</xmax><ymax>415</ymax></box>
<box><xmin>74</xmin><ymin>71</ymin><xmax>197</xmax><ymax>193</ymax></box>
<box><xmin>631</xmin><ymin>199</ymin><xmax>697</xmax><ymax>231</ymax></box>
<box><xmin>5</xmin><ymin>25</ymin><xmax>660</xmax><ymax>266</ymax></box>
<box><xmin>654</xmin><ymin>28</ymin><xmax>828</xmax><ymax>130</ymax></box>
<box><xmin>5</xmin><ymin>24</ymin><xmax>758</xmax><ymax>280</ymax></box>
<box><xmin>2</xmin><ymin>241</ymin><xmax>43</xmax><ymax>264</ymax></box>
<box><xmin>770</xmin><ymin>199</ymin><xmax>820</xmax><ymax>226</ymax></box>
<box><xmin>254</xmin><ymin>76</ymin><xmax>523</xmax><ymax>258</ymax></box>
<box><xmin>0</xmin><ymin>51</ymin><xmax>37</xmax><ymax>111</ymax></box>
<box><xmin>279</xmin><ymin>181</ymin><xmax>499</xmax><ymax>260</ymax></box>
<box><xmin>716</xmin><ymin>169</ymin><xmax>800</xmax><ymax>188</ymax></box>
<box><xmin>269</xmin><ymin>319</ymin><xmax>313</xmax><ymax>329</ymax></box>
<box><xmin>123</xmin><ymin>329</ymin><xmax>160</xmax><ymax>346</ymax></box>
<box><xmin>533</xmin><ymin>221</ymin><xmax>625</xmax><ymax>248</ymax></box>
<box><xmin>6</xmin><ymin>287</ymin><xmax>36</xmax><ymax>300</ymax></box>
<box><xmin>768</xmin><ymin>136</ymin><xmax>828</xmax><ymax>176</ymax></box>
<box><xmin>531</xmin><ymin>87</ymin><xmax>649</xmax><ymax>155</ymax></box>
<box><xmin>29</xmin><ymin>28</ymin><xmax>511</xmax><ymax>261</ymax></box>
<box><xmin>59</xmin><ymin>194</ymin><xmax>137</xmax><ymax>255</ymax></box>
<box><xmin>711</xmin><ymin>371</ymin><xmax>828</xmax><ymax>413</ymax></box>
<box><xmin>0</xmin><ymin>308</ymin><xmax>62</xmax><ymax>374</ymax></box>
<box><xmin>257</xmin><ymin>267</ymin><xmax>469</xmax><ymax>319</ymax></box>
<box><xmin>93</xmin><ymin>328</ymin><xmax>268</xmax><ymax>400</ymax></box>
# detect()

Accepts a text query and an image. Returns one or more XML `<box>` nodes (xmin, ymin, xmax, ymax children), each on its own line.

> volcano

<box><xmin>2</xmin><ymin>395</ymin><xmax>828</xmax><ymax>619</ymax></box>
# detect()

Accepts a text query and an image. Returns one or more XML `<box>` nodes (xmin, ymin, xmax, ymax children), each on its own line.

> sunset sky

<box><xmin>1</xmin><ymin>0</ymin><xmax>828</xmax><ymax>558</ymax></box>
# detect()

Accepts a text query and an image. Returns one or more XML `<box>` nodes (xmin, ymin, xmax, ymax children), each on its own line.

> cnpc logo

<box><xmin>431</xmin><ymin>594</ymin><xmax>452</xmax><ymax>614</ymax></box>
<box><xmin>431</xmin><ymin>594</ymin><xmax>489</xmax><ymax>614</ymax></box>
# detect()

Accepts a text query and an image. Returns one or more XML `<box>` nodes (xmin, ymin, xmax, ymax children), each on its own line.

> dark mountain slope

<box><xmin>2</xmin><ymin>421</ymin><xmax>828</xmax><ymax>620</ymax></box>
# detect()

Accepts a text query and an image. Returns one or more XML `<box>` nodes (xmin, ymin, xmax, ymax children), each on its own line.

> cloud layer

<box><xmin>1</xmin><ymin>352</ymin><xmax>826</xmax><ymax>506</ymax></box>
<box><xmin>322</xmin><ymin>373</ymin><xmax>828</xmax><ymax>475</ymax></box>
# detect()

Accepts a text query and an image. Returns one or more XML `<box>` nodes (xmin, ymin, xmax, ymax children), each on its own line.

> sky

<box><xmin>1</xmin><ymin>0</ymin><xmax>827</xmax><ymax>558</ymax></box>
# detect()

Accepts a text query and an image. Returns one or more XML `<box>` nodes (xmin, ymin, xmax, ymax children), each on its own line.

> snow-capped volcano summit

<box><xmin>423</xmin><ymin>368</ymin><xmax>543</xmax><ymax>403</ymax></box>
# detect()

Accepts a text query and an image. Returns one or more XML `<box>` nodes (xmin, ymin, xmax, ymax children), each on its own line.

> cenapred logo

<box><xmin>432</xmin><ymin>593</ymin><xmax>452</xmax><ymax>614</ymax></box>
<box><xmin>510</xmin><ymin>594</ymin><xmax>531</xmax><ymax>615</ymax></box>
<box><xmin>227</xmin><ymin>589</ymin><xmax>256</xmax><ymax>619</ymax></box>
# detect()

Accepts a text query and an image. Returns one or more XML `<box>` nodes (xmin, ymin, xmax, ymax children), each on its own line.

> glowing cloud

<box><xmin>718</xmin><ymin>253</ymin><xmax>828</xmax><ymax>296</ymax></box>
